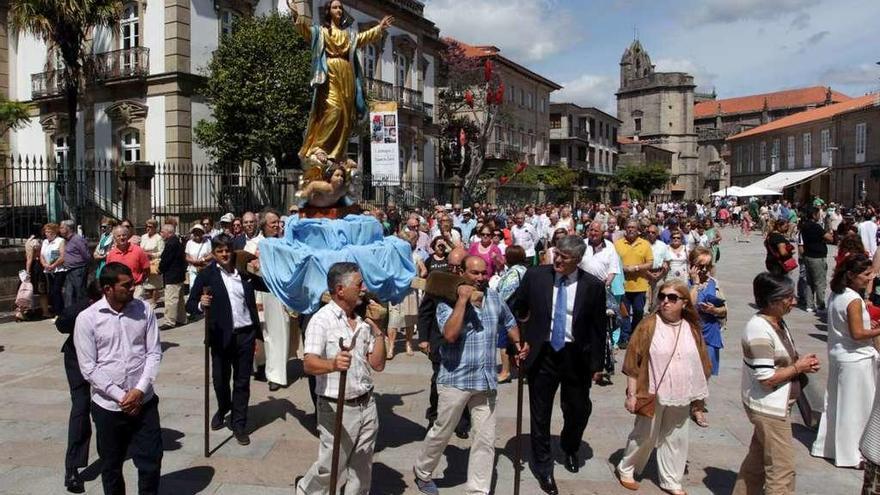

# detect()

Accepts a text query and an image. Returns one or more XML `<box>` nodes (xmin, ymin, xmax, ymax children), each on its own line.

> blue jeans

<box><xmin>620</xmin><ymin>291</ymin><xmax>646</xmax><ymax>344</ymax></box>
<box><xmin>63</xmin><ymin>266</ymin><xmax>87</xmax><ymax>309</ymax></box>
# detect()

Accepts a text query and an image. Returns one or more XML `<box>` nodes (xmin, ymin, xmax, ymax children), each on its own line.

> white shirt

<box><xmin>650</xmin><ymin>239</ymin><xmax>671</xmax><ymax>270</ymax></box>
<box><xmin>578</xmin><ymin>239</ymin><xmax>620</xmax><ymax>282</ymax></box>
<box><xmin>304</xmin><ymin>301</ymin><xmax>376</xmax><ymax>400</ymax></box>
<box><xmin>858</xmin><ymin>220</ymin><xmax>878</xmax><ymax>257</ymax></box>
<box><xmin>548</xmin><ymin>271</ymin><xmax>578</xmax><ymax>343</ymax></box>
<box><xmin>185</xmin><ymin>239</ymin><xmax>211</xmax><ymax>278</ymax></box>
<box><xmin>511</xmin><ymin>223</ymin><xmax>539</xmax><ymax>257</ymax></box>
<box><xmin>218</xmin><ymin>266</ymin><xmax>253</xmax><ymax>329</ymax></box>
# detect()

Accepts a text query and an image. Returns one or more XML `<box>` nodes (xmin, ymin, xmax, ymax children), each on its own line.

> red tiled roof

<box><xmin>618</xmin><ymin>136</ymin><xmax>636</xmax><ymax>145</ymax></box>
<box><xmin>442</xmin><ymin>37</ymin><xmax>562</xmax><ymax>90</ymax></box>
<box><xmin>727</xmin><ymin>93</ymin><xmax>878</xmax><ymax>141</ymax></box>
<box><xmin>695</xmin><ymin>86</ymin><xmax>851</xmax><ymax>119</ymax></box>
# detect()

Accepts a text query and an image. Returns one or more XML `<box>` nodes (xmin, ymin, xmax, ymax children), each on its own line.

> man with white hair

<box><xmin>106</xmin><ymin>225</ymin><xmax>150</xmax><ymax>300</ymax></box>
<box><xmin>59</xmin><ymin>220</ymin><xmax>91</xmax><ymax>308</ymax></box>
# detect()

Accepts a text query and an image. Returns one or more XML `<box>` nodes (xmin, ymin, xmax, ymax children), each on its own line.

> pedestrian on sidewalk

<box><xmin>413</xmin><ymin>256</ymin><xmax>527</xmax><ymax>495</ymax></box>
<box><xmin>74</xmin><ymin>262</ymin><xmax>163</xmax><ymax>494</ymax></box>
<box><xmin>59</xmin><ymin>220</ymin><xmax>90</xmax><ymax>310</ymax></box>
<box><xmin>732</xmin><ymin>272</ymin><xmax>821</xmax><ymax>495</ymax></box>
<box><xmin>296</xmin><ymin>262</ymin><xmax>387</xmax><ymax>495</ymax></box>
<box><xmin>186</xmin><ymin>234</ymin><xmax>260</xmax><ymax>446</ymax></box>
<box><xmin>41</xmin><ymin>222</ymin><xmax>67</xmax><ymax>317</ymax></box>
<box><xmin>158</xmin><ymin>224</ymin><xmax>187</xmax><ymax>330</ymax></box>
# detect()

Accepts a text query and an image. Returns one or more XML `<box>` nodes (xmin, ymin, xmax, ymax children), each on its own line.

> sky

<box><xmin>423</xmin><ymin>0</ymin><xmax>880</xmax><ymax>113</ymax></box>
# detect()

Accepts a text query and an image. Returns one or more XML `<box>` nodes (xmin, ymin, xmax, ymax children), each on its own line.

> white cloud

<box><xmin>789</xmin><ymin>12</ymin><xmax>811</xmax><ymax>31</ymax></box>
<box><xmin>653</xmin><ymin>58</ymin><xmax>718</xmax><ymax>92</ymax></box>
<box><xmin>551</xmin><ymin>74</ymin><xmax>618</xmax><ymax>114</ymax></box>
<box><xmin>424</xmin><ymin>0</ymin><xmax>580</xmax><ymax>63</ymax></box>
<box><xmin>820</xmin><ymin>63</ymin><xmax>880</xmax><ymax>88</ymax></box>
<box><xmin>687</xmin><ymin>0</ymin><xmax>821</xmax><ymax>26</ymax></box>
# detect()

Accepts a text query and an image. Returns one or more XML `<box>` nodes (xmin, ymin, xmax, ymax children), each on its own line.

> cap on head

<box><xmin>220</xmin><ymin>213</ymin><xmax>234</xmax><ymax>223</ymax></box>
<box><xmin>191</xmin><ymin>222</ymin><xmax>205</xmax><ymax>233</ymax></box>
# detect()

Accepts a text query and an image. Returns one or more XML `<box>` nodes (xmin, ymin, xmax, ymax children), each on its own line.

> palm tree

<box><xmin>9</xmin><ymin>0</ymin><xmax>121</xmax><ymax>220</ymax></box>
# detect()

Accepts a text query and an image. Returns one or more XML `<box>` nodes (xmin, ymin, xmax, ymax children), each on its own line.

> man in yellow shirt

<box><xmin>614</xmin><ymin>220</ymin><xmax>653</xmax><ymax>349</ymax></box>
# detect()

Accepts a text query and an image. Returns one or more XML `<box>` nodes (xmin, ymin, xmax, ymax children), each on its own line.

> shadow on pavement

<box><xmin>703</xmin><ymin>466</ymin><xmax>738</xmax><ymax>494</ymax></box>
<box><xmin>436</xmin><ymin>444</ymin><xmax>469</xmax><ymax>488</ymax></box>
<box><xmin>159</xmin><ymin>466</ymin><xmax>215</xmax><ymax>495</ymax></box>
<box><xmin>162</xmin><ymin>427</ymin><xmax>185</xmax><ymax>451</ymax></box>
<box><xmin>792</xmin><ymin>423</ymin><xmax>818</xmax><ymax>451</ymax></box>
<box><xmin>160</xmin><ymin>341</ymin><xmax>180</xmax><ymax>352</ymax></box>
<box><xmin>247</xmin><ymin>396</ymin><xmax>316</xmax><ymax>436</ymax></box>
<box><xmin>374</xmin><ymin>390</ymin><xmax>428</xmax><ymax>452</ymax></box>
<box><xmin>370</xmin><ymin>461</ymin><xmax>406</xmax><ymax>495</ymax></box>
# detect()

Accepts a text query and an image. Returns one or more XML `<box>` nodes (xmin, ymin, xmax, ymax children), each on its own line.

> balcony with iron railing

<box><xmin>550</xmin><ymin>125</ymin><xmax>589</xmax><ymax>141</ymax></box>
<box><xmin>31</xmin><ymin>46</ymin><xmax>149</xmax><ymax>99</ymax></box>
<box><xmin>487</xmin><ymin>142</ymin><xmax>523</xmax><ymax>160</ymax></box>
<box><xmin>366</xmin><ymin>78</ymin><xmax>433</xmax><ymax>119</ymax></box>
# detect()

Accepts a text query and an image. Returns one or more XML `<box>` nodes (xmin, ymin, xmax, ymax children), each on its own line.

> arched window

<box><xmin>121</xmin><ymin>130</ymin><xmax>141</xmax><ymax>163</ymax></box>
<box><xmin>54</xmin><ymin>135</ymin><xmax>70</xmax><ymax>166</ymax></box>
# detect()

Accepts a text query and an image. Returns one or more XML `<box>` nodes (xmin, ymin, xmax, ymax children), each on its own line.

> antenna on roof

<box><xmin>633</xmin><ymin>26</ymin><xmax>638</xmax><ymax>41</ymax></box>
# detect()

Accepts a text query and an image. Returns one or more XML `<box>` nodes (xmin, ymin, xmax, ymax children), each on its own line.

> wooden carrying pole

<box><xmin>329</xmin><ymin>330</ymin><xmax>360</xmax><ymax>493</ymax></box>
<box><xmin>203</xmin><ymin>287</ymin><xmax>213</xmax><ymax>458</ymax></box>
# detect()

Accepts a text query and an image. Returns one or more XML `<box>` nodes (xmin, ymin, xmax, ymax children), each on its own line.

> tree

<box><xmin>491</xmin><ymin>161</ymin><xmax>578</xmax><ymax>189</ymax></box>
<box><xmin>437</xmin><ymin>40</ymin><xmax>504</xmax><ymax>202</ymax></box>
<box><xmin>10</xmin><ymin>0</ymin><xmax>122</xmax><ymax>219</ymax></box>
<box><xmin>194</xmin><ymin>12</ymin><xmax>312</xmax><ymax>169</ymax></box>
<box><xmin>613</xmin><ymin>163</ymin><xmax>671</xmax><ymax>199</ymax></box>
<box><xmin>0</xmin><ymin>97</ymin><xmax>31</xmax><ymax>136</ymax></box>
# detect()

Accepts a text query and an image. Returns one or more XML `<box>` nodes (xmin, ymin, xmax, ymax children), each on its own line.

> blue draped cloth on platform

<box><xmin>257</xmin><ymin>215</ymin><xmax>417</xmax><ymax>314</ymax></box>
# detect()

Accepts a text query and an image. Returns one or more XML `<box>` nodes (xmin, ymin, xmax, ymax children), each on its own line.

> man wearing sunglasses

<box><xmin>510</xmin><ymin>235</ymin><xmax>608</xmax><ymax>494</ymax></box>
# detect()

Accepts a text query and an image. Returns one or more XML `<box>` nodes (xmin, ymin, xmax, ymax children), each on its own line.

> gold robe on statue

<box><xmin>295</xmin><ymin>19</ymin><xmax>383</xmax><ymax>160</ymax></box>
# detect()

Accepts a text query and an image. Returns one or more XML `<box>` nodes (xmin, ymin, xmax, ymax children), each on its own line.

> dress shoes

<box><xmin>268</xmin><ymin>381</ymin><xmax>281</xmax><ymax>392</ymax></box>
<box><xmin>536</xmin><ymin>473</ymin><xmax>558</xmax><ymax>495</ymax></box>
<box><xmin>564</xmin><ymin>453</ymin><xmax>580</xmax><ymax>473</ymax></box>
<box><xmin>234</xmin><ymin>430</ymin><xmax>250</xmax><ymax>446</ymax></box>
<box><xmin>64</xmin><ymin>468</ymin><xmax>85</xmax><ymax>494</ymax></box>
<box><xmin>211</xmin><ymin>410</ymin><xmax>228</xmax><ymax>431</ymax></box>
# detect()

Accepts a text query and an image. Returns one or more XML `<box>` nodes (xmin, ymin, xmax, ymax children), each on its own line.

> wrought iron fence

<box><xmin>0</xmin><ymin>156</ymin><xmax>123</xmax><ymax>245</ymax></box>
<box><xmin>150</xmin><ymin>161</ymin><xmax>291</xmax><ymax>227</ymax></box>
<box><xmin>359</xmin><ymin>175</ymin><xmax>456</xmax><ymax>210</ymax></box>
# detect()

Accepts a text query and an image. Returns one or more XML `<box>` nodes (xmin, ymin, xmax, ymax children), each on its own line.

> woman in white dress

<box><xmin>140</xmin><ymin>219</ymin><xmax>165</xmax><ymax>307</ymax></box>
<box><xmin>387</xmin><ymin>230</ymin><xmax>426</xmax><ymax>358</ymax></box>
<box><xmin>185</xmin><ymin>223</ymin><xmax>213</xmax><ymax>287</ymax></box>
<box><xmin>811</xmin><ymin>253</ymin><xmax>880</xmax><ymax>467</ymax></box>
<box><xmin>666</xmin><ymin>230</ymin><xmax>689</xmax><ymax>284</ymax></box>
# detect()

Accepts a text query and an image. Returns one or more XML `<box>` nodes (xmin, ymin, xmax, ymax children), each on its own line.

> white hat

<box><xmin>220</xmin><ymin>212</ymin><xmax>234</xmax><ymax>223</ymax></box>
<box><xmin>445</xmin><ymin>203</ymin><xmax>452</xmax><ymax>210</ymax></box>
<box><xmin>463</xmin><ymin>208</ymin><xmax>472</xmax><ymax>215</ymax></box>
<box><xmin>190</xmin><ymin>222</ymin><xmax>205</xmax><ymax>233</ymax></box>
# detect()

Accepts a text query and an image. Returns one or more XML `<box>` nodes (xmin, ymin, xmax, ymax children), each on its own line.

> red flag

<box><xmin>495</xmin><ymin>82</ymin><xmax>505</xmax><ymax>105</ymax></box>
<box><xmin>499</xmin><ymin>175</ymin><xmax>509</xmax><ymax>185</ymax></box>
<box><xmin>464</xmin><ymin>89</ymin><xmax>474</xmax><ymax>108</ymax></box>
<box><xmin>514</xmin><ymin>161</ymin><xmax>527</xmax><ymax>174</ymax></box>
<box><xmin>484</xmin><ymin>59</ymin><xmax>494</xmax><ymax>82</ymax></box>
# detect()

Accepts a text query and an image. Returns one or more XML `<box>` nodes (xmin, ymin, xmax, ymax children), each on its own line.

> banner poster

<box><xmin>369</xmin><ymin>101</ymin><xmax>400</xmax><ymax>186</ymax></box>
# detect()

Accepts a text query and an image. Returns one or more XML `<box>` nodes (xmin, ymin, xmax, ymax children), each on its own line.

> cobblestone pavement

<box><xmin>0</xmin><ymin>227</ymin><xmax>864</xmax><ymax>494</ymax></box>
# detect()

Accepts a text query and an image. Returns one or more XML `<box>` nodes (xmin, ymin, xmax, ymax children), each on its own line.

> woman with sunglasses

<box><xmin>666</xmin><ymin>230</ymin><xmax>689</xmax><ymax>284</ymax></box>
<box><xmin>616</xmin><ymin>280</ymin><xmax>712</xmax><ymax>495</ymax></box>
<box><xmin>467</xmin><ymin>227</ymin><xmax>505</xmax><ymax>278</ymax></box>
<box><xmin>93</xmin><ymin>217</ymin><xmax>118</xmax><ymax>279</ymax></box>
<box><xmin>687</xmin><ymin>246</ymin><xmax>727</xmax><ymax>428</ymax></box>
<box><xmin>811</xmin><ymin>254</ymin><xmax>879</xmax><ymax>468</ymax></box>
<box><xmin>732</xmin><ymin>272</ymin><xmax>820</xmax><ymax>495</ymax></box>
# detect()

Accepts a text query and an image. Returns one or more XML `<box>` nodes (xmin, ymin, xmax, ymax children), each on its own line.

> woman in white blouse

<box><xmin>811</xmin><ymin>253</ymin><xmax>880</xmax><ymax>467</ymax></box>
<box><xmin>185</xmin><ymin>223</ymin><xmax>213</xmax><ymax>287</ymax></box>
<box><xmin>140</xmin><ymin>219</ymin><xmax>165</xmax><ymax>307</ymax></box>
<box><xmin>40</xmin><ymin>222</ymin><xmax>66</xmax><ymax>316</ymax></box>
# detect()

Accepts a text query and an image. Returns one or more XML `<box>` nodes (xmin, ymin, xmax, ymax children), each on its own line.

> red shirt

<box><xmin>106</xmin><ymin>243</ymin><xmax>150</xmax><ymax>284</ymax></box>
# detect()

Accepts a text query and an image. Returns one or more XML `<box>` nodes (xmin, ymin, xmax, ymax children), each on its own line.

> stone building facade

<box><xmin>727</xmin><ymin>93</ymin><xmax>879</xmax><ymax>205</ymax></box>
<box><xmin>616</xmin><ymin>40</ymin><xmax>699</xmax><ymax>199</ymax></box>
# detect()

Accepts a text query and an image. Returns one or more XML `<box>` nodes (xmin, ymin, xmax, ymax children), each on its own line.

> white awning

<box><xmin>711</xmin><ymin>186</ymin><xmax>743</xmax><ymax>197</ymax></box>
<box><xmin>737</xmin><ymin>185</ymin><xmax>783</xmax><ymax>197</ymax></box>
<box><xmin>747</xmin><ymin>167</ymin><xmax>830</xmax><ymax>192</ymax></box>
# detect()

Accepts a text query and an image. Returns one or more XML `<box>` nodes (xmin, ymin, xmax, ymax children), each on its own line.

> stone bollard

<box><xmin>121</xmin><ymin>161</ymin><xmax>156</xmax><ymax>229</ymax></box>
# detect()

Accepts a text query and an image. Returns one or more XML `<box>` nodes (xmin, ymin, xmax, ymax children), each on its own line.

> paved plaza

<box><xmin>0</xmin><ymin>228</ymin><xmax>864</xmax><ymax>494</ymax></box>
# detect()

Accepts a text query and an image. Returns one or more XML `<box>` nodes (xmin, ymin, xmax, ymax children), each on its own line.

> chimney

<box><xmin>715</xmin><ymin>103</ymin><xmax>722</xmax><ymax>129</ymax></box>
<box><xmin>761</xmin><ymin>98</ymin><xmax>770</xmax><ymax>124</ymax></box>
<box><xmin>825</xmin><ymin>86</ymin><xmax>833</xmax><ymax>105</ymax></box>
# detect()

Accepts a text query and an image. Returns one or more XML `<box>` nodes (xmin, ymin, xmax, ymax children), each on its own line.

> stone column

<box><xmin>571</xmin><ymin>185</ymin><xmax>580</xmax><ymax>205</ymax></box>
<box><xmin>537</xmin><ymin>181</ymin><xmax>546</xmax><ymax>204</ymax></box>
<box><xmin>122</xmin><ymin>162</ymin><xmax>156</xmax><ymax>228</ymax></box>
<box><xmin>450</xmin><ymin>175</ymin><xmax>463</xmax><ymax>205</ymax></box>
<box><xmin>486</xmin><ymin>178</ymin><xmax>498</xmax><ymax>205</ymax></box>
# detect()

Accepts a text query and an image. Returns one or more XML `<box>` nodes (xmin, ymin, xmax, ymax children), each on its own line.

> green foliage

<box><xmin>491</xmin><ymin>162</ymin><xmax>580</xmax><ymax>189</ymax></box>
<box><xmin>194</xmin><ymin>12</ymin><xmax>312</xmax><ymax>168</ymax></box>
<box><xmin>0</xmin><ymin>98</ymin><xmax>31</xmax><ymax>134</ymax></box>
<box><xmin>613</xmin><ymin>163</ymin><xmax>671</xmax><ymax>199</ymax></box>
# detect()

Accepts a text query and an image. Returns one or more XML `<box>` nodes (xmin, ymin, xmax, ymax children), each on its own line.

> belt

<box><xmin>320</xmin><ymin>390</ymin><xmax>372</xmax><ymax>406</ymax></box>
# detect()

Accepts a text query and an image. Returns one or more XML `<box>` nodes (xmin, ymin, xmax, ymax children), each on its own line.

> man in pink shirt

<box><xmin>107</xmin><ymin>225</ymin><xmax>150</xmax><ymax>299</ymax></box>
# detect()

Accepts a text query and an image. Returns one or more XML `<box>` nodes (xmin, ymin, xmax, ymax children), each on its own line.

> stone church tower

<box><xmin>617</xmin><ymin>40</ymin><xmax>701</xmax><ymax>200</ymax></box>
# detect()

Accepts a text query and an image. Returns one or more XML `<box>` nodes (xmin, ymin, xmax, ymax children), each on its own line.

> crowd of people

<box><xmin>18</xmin><ymin>195</ymin><xmax>880</xmax><ymax>494</ymax></box>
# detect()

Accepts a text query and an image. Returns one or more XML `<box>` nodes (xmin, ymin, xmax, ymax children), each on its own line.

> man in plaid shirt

<box><xmin>413</xmin><ymin>256</ymin><xmax>529</xmax><ymax>495</ymax></box>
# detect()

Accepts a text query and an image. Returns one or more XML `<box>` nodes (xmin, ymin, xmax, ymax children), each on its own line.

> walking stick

<box><xmin>203</xmin><ymin>286</ymin><xmax>213</xmax><ymax>458</ymax></box>
<box><xmin>329</xmin><ymin>329</ymin><xmax>360</xmax><ymax>494</ymax></box>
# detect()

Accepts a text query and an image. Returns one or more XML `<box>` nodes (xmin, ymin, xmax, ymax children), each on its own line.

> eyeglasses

<box><xmin>658</xmin><ymin>293</ymin><xmax>682</xmax><ymax>303</ymax></box>
<box><xmin>480</xmin><ymin>232</ymin><xmax>492</xmax><ymax>236</ymax></box>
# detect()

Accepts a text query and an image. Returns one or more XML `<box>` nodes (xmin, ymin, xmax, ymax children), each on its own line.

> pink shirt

<box><xmin>648</xmin><ymin>316</ymin><xmax>709</xmax><ymax>406</ymax></box>
<box><xmin>468</xmin><ymin>242</ymin><xmax>505</xmax><ymax>277</ymax></box>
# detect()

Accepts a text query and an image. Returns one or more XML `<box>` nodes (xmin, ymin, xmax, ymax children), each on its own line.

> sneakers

<box><xmin>413</xmin><ymin>468</ymin><xmax>439</xmax><ymax>495</ymax></box>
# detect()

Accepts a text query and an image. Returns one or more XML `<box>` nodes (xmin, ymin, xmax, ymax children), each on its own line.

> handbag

<box><xmin>634</xmin><ymin>321</ymin><xmax>682</xmax><ymax>418</ymax></box>
<box><xmin>765</xmin><ymin>238</ymin><xmax>798</xmax><ymax>273</ymax></box>
<box><xmin>149</xmin><ymin>258</ymin><xmax>161</xmax><ymax>276</ymax></box>
<box><xmin>15</xmin><ymin>272</ymin><xmax>34</xmax><ymax>311</ymax></box>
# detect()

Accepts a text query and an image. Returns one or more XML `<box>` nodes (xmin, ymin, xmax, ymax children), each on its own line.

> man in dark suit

<box><xmin>158</xmin><ymin>224</ymin><xmax>188</xmax><ymax>330</ymax></box>
<box><xmin>510</xmin><ymin>235</ymin><xmax>608</xmax><ymax>495</ymax></box>
<box><xmin>186</xmin><ymin>234</ymin><xmax>260</xmax><ymax>446</ymax></box>
<box><xmin>55</xmin><ymin>281</ymin><xmax>103</xmax><ymax>493</ymax></box>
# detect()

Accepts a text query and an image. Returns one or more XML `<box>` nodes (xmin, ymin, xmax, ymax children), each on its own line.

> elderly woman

<box><xmin>666</xmin><ymin>230</ymin><xmax>689</xmax><ymax>284</ymax></box>
<box><xmin>616</xmin><ymin>280</ymin><xmax>712</xmax><ymax>495</ymax></box>
<box><xmin>811</xmin><ymin>254</ymin><xmax>880</xmax><ymax>467</ymax></box>
<box><xmin>93</xmin><ymin>217</ymin><xmax>117</xmax><ymax>279</ymax></box>
<box><xmin>764</xmin><ymin>218</ymin><xmax>796</xmax><ymax>276</ymax></box>
<box><xmin>140</xmin><ymin>219</ymin><xmax>165</xmax><ymax>307</ymax></box>
<box><xmin>494</xmin><ymin>245</ymin><xmax>528</xmax><ymax>383</ymax></box>
<box><xmin>40</xmin><ymin>223</ymin><xmax>67</xmax><ymax>317</ymax></box>
<box><xmin>732</xmin><ymin>272</ymin><xmax>821</xmax><ymax>495</ymax></box>
<box><xmin>542</xmin><ymin>227</ymin><xmax>570</xmax><ymax>265</ymax></box>
<box><xmin>185</xmin><ymin>223</ymin><xmax>212</xmax><ymax>287</ymax></box>
<box><xmin>387</xmin><ymin>230</ymin><xmax>426</xmax><ymax>358</ymax></box>
<box><xmin>468</xmin><ymin>225</ymin><xmax>505</xmax><ymax>278</ymax></box>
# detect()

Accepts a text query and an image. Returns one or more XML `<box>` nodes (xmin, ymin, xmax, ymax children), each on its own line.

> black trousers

<box><xmin>212</xmin><ymin>331</ymin><xmax>255</xmax><ymax>433</ymax></box>
<box><xmin>528</xmin><ymin>342</ymin><xmax>592</xmax><ymax>477</ymax></box>
<box><xmin>92</xmin><ymin>396</ymin><xmax>163</xmax><ymax>495</ymax></box>
<box><xmin>47</xmin><ymin>271</ymin><xmax>67</xmax><ymax>315</ymax></box>
<box><xmin>63</xmin><ymin>348</ymin><xmax>92</xmax><ymax>470</ymax></box>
